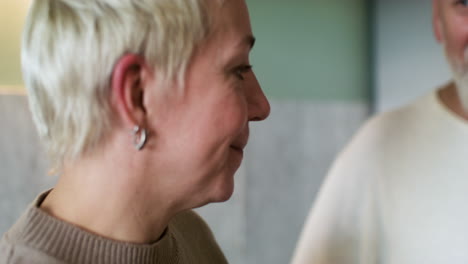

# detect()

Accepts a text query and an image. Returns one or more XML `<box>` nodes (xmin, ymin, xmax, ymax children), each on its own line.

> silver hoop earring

<box><xmin>132</xmin><ymin>126</ymin><xmax>147</xmax><ymax>151</ymax></box>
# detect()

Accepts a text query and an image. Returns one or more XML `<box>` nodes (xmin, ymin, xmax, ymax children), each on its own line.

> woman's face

<box><xmin>145</xmin><ymin>0</ymin><xmax>270</xmax><ymax>207</ymax></box>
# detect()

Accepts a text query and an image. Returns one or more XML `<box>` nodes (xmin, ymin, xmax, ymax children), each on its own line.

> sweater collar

<box><xmin>11</xmin><ymin>191</ymin><xmax>178</xmax><ymax>264</ymax></box>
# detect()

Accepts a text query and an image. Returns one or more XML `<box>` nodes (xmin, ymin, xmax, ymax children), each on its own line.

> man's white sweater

<box><xmin>292</xmin><ymin>87</ymin><xmax>468</xmax><ymax>264</ymax></box>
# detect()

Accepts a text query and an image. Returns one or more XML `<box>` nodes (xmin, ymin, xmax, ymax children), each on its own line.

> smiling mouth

<box><xmin>231</xmin><ymin>130</ymin><xmax>249</xmax><ymax>155</ymax></box>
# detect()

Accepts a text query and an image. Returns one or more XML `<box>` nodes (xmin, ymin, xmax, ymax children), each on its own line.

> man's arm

<box><xmin>291</xmin><ymin>118</ymin><xmax>382</xmax><ymax>264</ymax></box>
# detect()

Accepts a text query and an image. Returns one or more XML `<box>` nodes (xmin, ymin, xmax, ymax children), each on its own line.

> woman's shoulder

<box><xmin>171</xmin><ymin>210</ymin><xmax>215</xmax><ymax>238</ymax></box>
<box><xmin>169</xmin><ymin>210</ymin><xmax>228</xmax><ymax>263</ymax></box>
<box><xmin>0</xmin><ymin>236</ymin><xmax>64</xmax><ymax>264</ymax></box>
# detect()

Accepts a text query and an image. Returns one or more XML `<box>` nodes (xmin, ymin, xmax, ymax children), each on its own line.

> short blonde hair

<box><xmin>22</xmin><ymin>0</ymin><xmax>213</xmax><ymax>169</ymax></box>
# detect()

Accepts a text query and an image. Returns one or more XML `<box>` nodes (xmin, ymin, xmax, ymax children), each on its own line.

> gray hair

<box><xmin>22</xmin><ymin>0</ymin><xmax>215</xmax><ymax>170</ymax></box>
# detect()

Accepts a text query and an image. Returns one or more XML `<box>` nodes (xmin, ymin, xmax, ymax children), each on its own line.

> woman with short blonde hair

<box><xmin>0</xmin><ymin>0</ymin><xmax>270</xmax><ymax>263</ymax></box>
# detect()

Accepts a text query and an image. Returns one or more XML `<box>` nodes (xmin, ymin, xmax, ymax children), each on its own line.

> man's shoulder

<box><xmin>352</xmin><ymin>92</ymin><xmax>434</xmax><ymax>147</ymax></box>
<box><xmin>331</xmin><ymin>91</ymin><xmax>436</xmax><ymax>168</ymax></box>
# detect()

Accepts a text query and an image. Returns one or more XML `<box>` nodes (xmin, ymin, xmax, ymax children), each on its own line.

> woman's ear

<box><xmin>111</xmin><ymin>54</ymin><xmax>149</xmax><ymax>128</ymax></box>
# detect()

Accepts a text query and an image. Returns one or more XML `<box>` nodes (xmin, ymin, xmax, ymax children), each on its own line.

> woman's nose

<box><xmin>247</xmin><ymin>73</ymin><xmax>270</xmax><ymax>122</ymax></box>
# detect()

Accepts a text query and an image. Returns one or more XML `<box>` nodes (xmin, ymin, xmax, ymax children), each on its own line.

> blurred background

<box><xmin>0</xmin><ymin>0</ymin><xmax>451</xmax><ymax>263</ymax></box>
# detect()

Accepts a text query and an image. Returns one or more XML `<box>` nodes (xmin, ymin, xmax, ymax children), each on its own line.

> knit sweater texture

<box><xmin>292</xmin><ymin>88</ymin><xmax>468</xmax><ymax>264</ymax></box>
<box><xmin>0</xmin><ymin>191</ymin><xmax>228</xmax><ymax>264</ymax></box>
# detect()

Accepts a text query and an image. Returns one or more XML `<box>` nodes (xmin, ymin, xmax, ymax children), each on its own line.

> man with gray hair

<box><xmin>292</xmin><ymin>0</ymin><xmax>468</xmax><ymax>263</ymax></box>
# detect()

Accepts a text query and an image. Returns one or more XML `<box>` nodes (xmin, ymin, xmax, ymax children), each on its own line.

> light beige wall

<box><xmin>0</xmin><ymin>1</ymin><xmax>30</xmax><ymax>89</ymax></box>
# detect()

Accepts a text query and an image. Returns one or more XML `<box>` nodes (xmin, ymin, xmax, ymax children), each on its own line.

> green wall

<box><xmin>0</xmin><ymin>0</ymin><xmax>371</xmax><ymax>100</ymax></box>
<box><xmin>0</xmin><ymin>1</ymin><xmax>29</xmax><ymax>87</ymax></box>
<box><xmin>248</xmin><ymin>0</ymin><xmax>370</xmax><ymax>101</ymax></box>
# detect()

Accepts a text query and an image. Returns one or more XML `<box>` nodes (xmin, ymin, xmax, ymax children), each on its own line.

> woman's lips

<box><xmin>231</xmin><ymin>129</ymin><xmax>249</xmax><ymax>154</ymax></box>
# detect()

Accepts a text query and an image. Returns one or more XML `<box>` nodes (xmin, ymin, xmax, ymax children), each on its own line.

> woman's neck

<box><xmin>40</xmin><ymin>153</ymin><xmax>176</xmax><ymax>244</ymax></box>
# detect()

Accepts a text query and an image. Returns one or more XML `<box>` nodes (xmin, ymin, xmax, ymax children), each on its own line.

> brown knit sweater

<box><xmin>0</xmin><ymin>192</ymin><xmax>228</xmax><ymax>264</ymax></box>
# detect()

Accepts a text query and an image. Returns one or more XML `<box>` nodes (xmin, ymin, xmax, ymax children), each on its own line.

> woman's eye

<box><xmin>456</xmin><ymin>0</ymin><xmax>468</xmax><ymax>6</ymax></box>
<box><xmin>234</xmin><ymin>65</ymin><xmax>253</xmax><ymax>80</ymax></box>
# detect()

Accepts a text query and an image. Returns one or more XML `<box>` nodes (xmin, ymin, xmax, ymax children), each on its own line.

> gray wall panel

<box><xmin>375</xmin><ymin>0</ymin><xmax>451</xmax><ymax>112</ymax></box>
<box><xmin>196</xmin><ymin>164</ymin><xmax>247</xmax><ymax>264</ymax></box>
<box><xmin>244</xmin><ymin>100</ymin><xmax>368</xmax><ymax>264</ymax></box>
<box><xmin>0</xmin><ymin>95</ymin><xmax>53</xmax><ymax>233</ymax></box>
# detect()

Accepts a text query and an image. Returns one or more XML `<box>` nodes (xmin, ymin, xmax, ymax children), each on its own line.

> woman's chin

<box><xmin>209</xmin><ymin>176</ymin><xmax>235</xmax><ymax>203</ymax></box>
<box><xmin>214</xmin><ymin>187</ymin><xmax>235</xmax><ymax>203</ymax></box>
